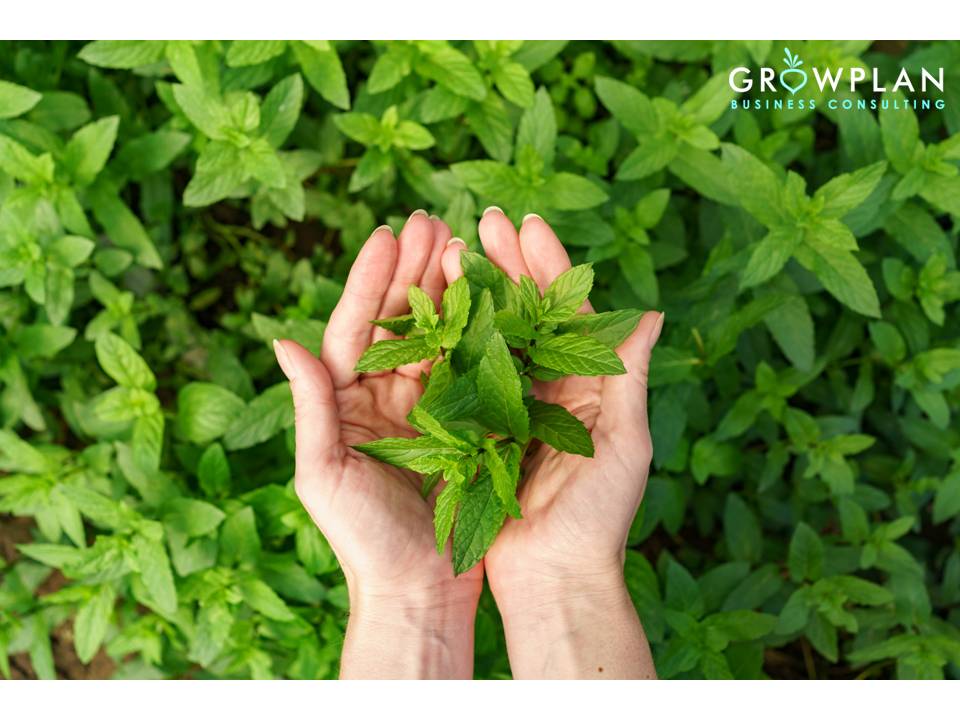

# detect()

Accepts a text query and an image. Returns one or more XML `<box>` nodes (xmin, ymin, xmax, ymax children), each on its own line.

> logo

<box><xmin>779</xmin><ymin>48</ymin><xmax>807</xmax><ymax>95</ymax></box>
<box><xmin>728</xmin><ymin>46</ymin><xmax>946</xmax><ymax>112</ymax></box>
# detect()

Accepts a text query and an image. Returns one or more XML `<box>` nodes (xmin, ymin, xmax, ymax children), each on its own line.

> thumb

<box><xmin>597</xmin><ymin>311</ymin><xmax>664</xmax><ymax>447</ymax></box>
<box><xmin>273</xmin><ymin>339</ymin><xmax>342</xmax><ymax>473</ymax></box>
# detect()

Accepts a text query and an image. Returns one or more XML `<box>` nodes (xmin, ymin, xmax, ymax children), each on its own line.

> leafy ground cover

<box><xmin>0</xmin><ymin>40</ymin><xmax>959</xmax><ymax>679</ymax></box>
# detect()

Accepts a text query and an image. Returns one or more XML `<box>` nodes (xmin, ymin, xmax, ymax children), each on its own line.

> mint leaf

<box><xmin>540</xmin><ymin>263</ymin><xmax>594</xmax><ymax>323</ymax></box>
<box><xmin>95</xmin><ymin>332</ymin><xmax>155</xmax><ymax>390</ymax></box>
<box><xmin>528</xmin><ymin>399</ymin><xmax>594</xmax><ymax>457</ymax></box>
<box><xmin>408</xmin><ymin>284</ymin><xmax>438</xmax><ymax>329</ymax></box>
<box><xmin>407</xmin><ymin>404</ymin><xmax>476</xmax><ymax>452</ymax></box>
<box><xmin>440</xmin><ymin>276</ymin><xmax>471</xmax><ymax>348</ymax></box>
<box><xmin>484</xmin><ymin>442</ymin><xmax>522</xmax><ymax>518</ymax></box>
<box><xmin>477</xmin><ymin>333</ymin><xmax>530</xmax><ymax>441</ymax></box>
<box><xmin>223</xmin><ymin>383</ymin><xmax>293</xmax><ymax>450</ymax></box>
<box><xmin>557</xmin><ymin>309</ymin><xmax>642</xmax><ymax>348</ymax></box>
<box><xmin>529</xmin><ymin>333</ymin><xmax>626</xmax><ymax>376</ymax></box>
<box><xmin>741</xmin><ymin>227</ymin><xmax>802</xmax><ymax>289</ymax></box>
<box><xmin>460</xmin><ymin>251</ymin><xmax>519</xmax><ymax>312</ymax></box>
<box><xmin>452</xmin><ymin>467</ymin><xmax>507</xmax><ymax>575</ymax></box>
<box><xmin>371</xmin><ymin>313</ymin><xmax>417</xmax><ymax>335</ymax></box>
<box><xmin>434</xmin><ymin>471</ymin><xmax>465</xmax><ymax>553</ymax></box>
<box><xmin>74</xmin><ymin>584</ymin><xmax>116</xmax><ymax>664</ymax></box>
<box><xmin>355</xmin><ymin>337</ymin><xmax>437</xmax><ymax>372</ymax></box>
<box><xmin>352</xmin><ymin>435</ymin><xmax>466</xmax><ymax>473</ymax></box>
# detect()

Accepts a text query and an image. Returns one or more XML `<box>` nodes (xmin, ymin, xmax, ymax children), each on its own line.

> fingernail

<box><xmin>370</xmin><ymin>224</ymin><xmax>393</xmax><ymax>238</ymax></box>
<box><xmin>273</xmin><ymin>339</ymin><xmax>297</xmax><ymax>381</ymax></box>
<box><xmin>409</xmin><ymin>209</ymin><xmax>428</xmax><ymax>220</ymax></box>
<box><xmin>447</xmin><ymin>237</ymin><xmax>466</xmax><ymax>248</ymax></box>
<box><xmin>649</xmin><ymin>312</ymin><xmax>665</xmax><ymax>347</ymax></box>
<box><xmin>522</xmin><ymin>213</ymin><xmax>543</xmax><ymax>224</ymax></box>
<box><xmin>483</xmin><ymin>206</ymin><xmax>503</xmax><ymax>217</ymax></box>
<box><xmin>428</xmin><ymin>214</ymin><xmax>441</xmax><ymax>221</ymax></box>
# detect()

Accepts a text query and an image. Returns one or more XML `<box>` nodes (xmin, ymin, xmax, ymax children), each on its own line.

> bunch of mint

<box><xmin>353</xmin><ymin>251</ymin><xmax>643</xmax><ymax>574</ymax></box>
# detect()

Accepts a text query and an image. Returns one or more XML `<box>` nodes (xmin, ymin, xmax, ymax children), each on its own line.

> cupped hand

<box><xmin>440</xmin><ymin>209</ymin><xmax>663</xmax><ymax>600</ymax></box>
<box><xmin>274</xmin><ymin>212</ymin><xmax>484</xmax><ymax>608</ymax></box>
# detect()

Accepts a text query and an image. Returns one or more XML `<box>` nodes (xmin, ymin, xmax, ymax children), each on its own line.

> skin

<box><xmin>274</xmin><ymin>207</ymin><xmax>662</xmax><ymax>679</ymax></box>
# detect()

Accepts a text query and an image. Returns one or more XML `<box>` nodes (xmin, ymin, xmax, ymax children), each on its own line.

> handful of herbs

<box><xmin>353</xmin><ymin>250</ymin><xmax>643</xmax><ymax>573</ymax></box>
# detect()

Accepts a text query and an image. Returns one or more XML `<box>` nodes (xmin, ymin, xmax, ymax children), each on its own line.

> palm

<box><xmin>438</xmin><ymin>210</ymin><xmax>658</xmax><ymax>585</ymax></box>
<box><xmin>486</xmin><ymin>374</ymin><xmax>650</xmax><ymax>578</ymax></box>
<box><xmin>280</xmin><ymin>214</ymin><xmax>483</xmax><ymax>597</ymax></box>
<box><xmin>317</xmin><ymin>374</ymin><xmax>483</xmax><ymax>588</ymax></box>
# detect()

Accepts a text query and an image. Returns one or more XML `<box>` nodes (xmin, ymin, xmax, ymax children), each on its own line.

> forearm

<box><xmin>339</xmin><ymin>589</ymin><xmax>479</xmax><ymax>679</ymax></box>
<box><xmin>494</xmin><ymin>569</ymin><xmax>656</xmax><ymax>679</ymax></box>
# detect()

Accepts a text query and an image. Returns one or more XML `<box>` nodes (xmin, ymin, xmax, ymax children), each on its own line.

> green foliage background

<box><xmin>1</xmin><ymin>40</ymin><xmax>959</xmax><ymax>679</ymax></box>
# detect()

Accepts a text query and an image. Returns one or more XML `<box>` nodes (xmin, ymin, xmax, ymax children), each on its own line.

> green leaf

<box><xmin>293</xmin><ymin>42</ymin><xmax>350</xmax><ymax>109</ymax></box>
<box><xmin>78</xmin><ymin>40</ymin><xmax>166</xmax><ymax>68</ymax></box>
<box><xmin>408</xmin><ymin>284</ymin><xmax>438</xmax><ymax>329</ymax></box>
<box><xmin>63</xmin><ymin>116</ymin><xmax>119</xmax><ymax>186</ymax></box>
<box><xmin>0</xmin><ymin>80</ymin><xmax>42</xmax><ymax>119</ymax></box>
<box><xmin>95</xmin><ymin>332</ymin><xmax>155</xmax><ymax>390</ymax></box>
<box><xmin>528</xmin><ymin>399</ymin><xmax>594</xmax><ymax>457</ymax></box>
<box><xmin>407</xmin><ymin>404</ymin><xmax>475</xmax><ymax>452</ymax></box>
<box><xmin>815</xmin><ymin>161</ymin><xmax>888</xmax><ymax>218</ymax></box>
<box><xmin>176</xmin><ymin>383</ymin><xmax>246</xmax><ymax>445</ymax></box>
<box><xmin>529</xmin><ymin>333</ymin><xmax>626</xmax><ymax>376</ymax></box>
<box><xmin>741</xmin><ymin>227</ymin><xmax>802</xmax><ymax>289</ymax></box>
<box><xmin>259</xmin><ymin>74</ymin><xmax>304</xmax><ymax>148</ymax></box>
<box><xmin>493</xmin><ymin>61</ymin><xmax>534</xmax><ymax>108</ymax></box>
<box><xmin>371</xmin><ymin>313</ymin><xmax>417</xmax><ymax>336</ymax></box>
<box><xmin>354</xmin><ymin>337</ymin><xmax>437</xmax><ymax>372</ymax></box>
<box><xmin>88</xmin><ymin>184</ymin><xmax>163</xmax><ymax>268</ymax></box>
<box><xmin>477</xmin><ymin>332</ymin><xmax>530</xmax><ymax>441</ymax></box>
<box><xmin>434</xmin><ymin>471</ymin><xmax>466</xmax><ymax>553</ymax></box>
<box><xmin>542</xmin><ymin>173</ymin><xmax>608</xmax><ymax>211</ymax></box>
<box><xmin>595</xmin><ymin>76</ymin><xmax>658</xmax><ymax>137</ymax></box>
<box><xmin>720</xmin><ymin>144</ymin><xmax>784</xmax><ymax>227</ymax></box>
<box><xmin>540</xmin><ymin>263</ymin><xmax>594</xmax><ymax>323</ymax></box>
<box><xmin>74</xmin><ymin>584</ymin><xmax>116</xmax><ymax>664</ymax></box>
<box><xmin>484</xmin><ymin>443</ymin><xmax>522</xmax><ymax>518</ymax></box>
<box><xmin>724</xmin><ymin>494</ymin><xmax>762</xmax><ymax>565</ymax></box>
<box><xmin>197</xmin><ymin>443</ymin><xmax>232</xmax><ymax>498</ymax></box>
<box><xmin>557</xmin><ymin>309</ymin><xmax>643</xmax><ymax>349</ymax></box>
<box><xmin>516</xmin><ymin>87</ymin><xmax>556</xmax><ymax>167</ymax></box>
<box><xmin>239</xmin><ymin>578</ymin><xmax>296</xmax><ymax>621</ymax></box>
<box><xmin>353</xmin><ymin>435</ymin><xmax>465</xmax><ymax>473</ymax></box>
<box><xmin>788</xmin><ymin>522</ymin><xmax>824</xmax><ymax>582</ymax></box>
<box><xmin>226</xmin><ymin>40</ymin><xmax>288</xmax><ymax>67</ymax></box>
<box><xmin>172</xmin><ymin>83</ymin><xmax>230</xmax><ymax>140</ymax></box>
<box><xmin>441</xmin><ymin>276</ymin><xmax>471</xmax><ymax>348</ymax></box>
<box><xmin>933</xmin><ymin>471</ymin><xmax>960</xmax><ymax>524</ymax></box>
<box><xmin>417</xmin><ymin>44</ymin><xmax>486</xmax><ymax>102</ymax></box>
<box><xmin>223</xmin><ymin>383</ymin><xmax>294</xmax><ymax>450</ymax></box>
<box><xmin>452</xmin><ymin>468</ymin><xmax>506</xmax><ymax>575</ymax></box>
<box><xmin>132</xmin><ymin>533</ymin><xmax>178</xmax><ymax>614</ymax></box>
<box><xmin>803</xmin><ymin>241</ymin><xmax>881</xmax><ymax>318</ymax></box>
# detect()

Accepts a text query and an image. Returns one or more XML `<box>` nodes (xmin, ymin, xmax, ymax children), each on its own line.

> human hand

<box><xmin>274</xmin><ymin>212</ymin><xmax>483</xmax><ymax>678</ymax></box>
<box><xmin>441</xmin><ymin>208</ymin><xmax>662</xmax><ymax>678</ymax></box>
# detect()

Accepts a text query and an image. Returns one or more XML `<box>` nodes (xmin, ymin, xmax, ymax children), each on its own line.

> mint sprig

<box><xmin>352</xmin><ymin>250</ymin><xmax>642</xmax><ymax>574</ymax></box>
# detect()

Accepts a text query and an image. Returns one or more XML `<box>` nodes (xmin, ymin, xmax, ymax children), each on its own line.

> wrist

<box><xmin>488</xmin><ymin>552</ymin><xmax>626</xmax><ymax>615</ymax></box>
<box><xmin>491</xmin><ymin>565</ymin><xmax>654</xmax><ymax>679</ymax></box>
<box><xmin>339</xmin><ymin>576</ymin><xmax>482</xmax><ymax>679</ymax></box>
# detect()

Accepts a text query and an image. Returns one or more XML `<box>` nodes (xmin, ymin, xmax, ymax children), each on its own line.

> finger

<box><xmin>420</xmin><ymin>216</ymin><xmax>451</xmax><ymax>307</ymax></box>
<box><xmin>274</xmin><ymin>339</ymin><xmax>342</xmax><ymax>475</ymax></box>
<box><xmin>321</xmin><ymin>226</ymin><xmax>398</xmax><ymax>388</ymax></box>
<box><xmin>518</xmin><ymin>213</ymin><xmax>593</xmax><ymax>313</ymax></box>
<box><xmin>441</xmin><ymin>237</ymin><xmax>467</xmax><ymax>284</ymax></box>
<box><xmin>372</xmin><ymin>210</ymin><xmax>435</xmax><ymax>343</ymax></box>
<box><xmin>597</xmin><ymin>311</ymin><xmax>664</xmax><ymax>449</ymax></box>
<box><xmin>478</xmin><ymin>206</ymin><xmax>531</xmax><ymax>282</ymax></box>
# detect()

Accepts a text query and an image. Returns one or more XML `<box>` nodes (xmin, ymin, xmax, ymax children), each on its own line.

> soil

<box><xmin>1</xmin><ymin>514</ymin><xmax>115</xmax><ymax>680</ymax></box>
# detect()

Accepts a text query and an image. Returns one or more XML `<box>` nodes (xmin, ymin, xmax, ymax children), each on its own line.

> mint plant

<box><xmin>352</xmin><ymin>253</ymin><xmax>639</xmax><ymax>573</ymax></box>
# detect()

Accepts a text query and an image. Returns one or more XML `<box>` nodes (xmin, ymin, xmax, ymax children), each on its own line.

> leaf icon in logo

<box><xmin>780</xmin><ymin>46</ymin><xmax>808</xmax><ymax>96</ymax></box>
